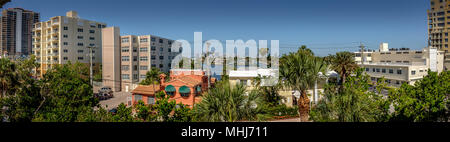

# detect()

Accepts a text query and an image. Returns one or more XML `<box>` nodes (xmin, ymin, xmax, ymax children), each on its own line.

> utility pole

<box><xmin>359</xmin><ymin>42</ymin><xmax>365</xmax><ymax>65</ymax></box>
<box><xmin>86</xmin><ymin>46</ymin><xmax>96</xmax><ymax>87</ymax></box>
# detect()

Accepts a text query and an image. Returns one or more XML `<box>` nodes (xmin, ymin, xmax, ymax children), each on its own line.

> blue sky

<box><xmin>4</xmin><ymin>0</ymin><xmax>430</xmax><ymax>56</ymax></box>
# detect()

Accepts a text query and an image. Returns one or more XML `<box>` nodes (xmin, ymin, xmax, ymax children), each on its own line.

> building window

<box><xmin>159</xmin><ymin>56</ymin><xmax>164</xmax><ymax>60</ymax></box>
<box><xmin>365</xmin><ymin>68</ymin><xmax>369</xmax><ymax>72</ymax></box>
<box><xmin>89</xmin><ymin>30</ymin><xmax>95</xmax><ymax>33</ymax></box>
<box><xmin>140</xmin><ymin>38</ymin><xmax>148</xmax><ymax>42</ymax></box>
<box><xmin>397</xmin><ymin>70</ymin><xmax>402</xmax><ymax>75</ymax></box>
<box><xmin>147</xmin><ymin>96</ymin><xmax>155</xmax><ymax>105</ymax></box>
<box><xmin>133</xmin><ymin>47</ymin><xmax>137</xmax><ymax>52</ymax></box>
<box><xmin>63</xmin><ymin>27</ymin><xmax>68</xmax><ymax>30</ymax></box>
<box><xmin>77</xmin><ymin>36</ymin><xmax>83</xmax><ymax>39</ymax></box>
<box><xmin>133</xmin><ymin>56</ymin><xmax>138</xmax><ymax>61</ymax></box>
<box><xmin>134</xmin><ymin>94</ymin><xmax>143</xmax><ymax>102</ymax></box>
<box><xmin>122</xmin><ymin>47</ymin><xmax>129</xmax><ymax>52</ymax></box>
<box><xmin>159</xmin><ymin>64</ymin><xmax>163</xmax><ymax>68</ymax></box>
<box><xmin>77</xmin><ymin>43</ymin><xmax>84</xmax><ymax>46</ymax></box>
<box><xmin>159</xmin><ymin>39</ymin><xmax>163</xmax><ymax>43</ymax></box>
<box><xmin>389</xmin><ymin>69</ymin><xmax>394</xmax><ymax>74</ymax></box>
<box><xmin>376</xmin><ymin>68</ymin><xmax>380</xmax><ymax>72</ymax></box>
<box><xmin>151</xmin><ymin>56</ymin><xmax>156</xmax><ymax>60</ymax></box>
<box><xmin>122</xmin><ymin>74</ymin><xmax>130</xmax><ymax>80</ymax></box>
<box><xmin>151</xmin><ymin>64</ymin><xmax>156</xmax><ymax>67</ymax></box>
<box><xmin>77</xmin><ymin>50</ymin><xmax>84</xmax><ymax>53</ymax></box>
<box><xmin>63</xmin><ymin>42</ymin><xmax>68</xmax><ymax>45</ymax></box>
<box><xmin>77</xmin><ymin>28</ymin><xmax>83</xmax><ymax>32</ymax></box>
<box><xmin>122</xmin><ymin>56</ymin><xmax>130</xmax><ymax>61</ymax></box>
<box><xmin>140</xmin><ymin>56</ymin><xmax>148</xmax><ymax>61</ymax></box>
<box><xmin>133</xmin><ymin>74</ymin><xmax>138</xmax><ymax>80</ymax></box>
<box><xmin>90</xmin><ymin>37</ymin><xmax>95</xmax><ymax>40</ymax></box>
<box><xmin>372</xmin><ymin>68</ymin><xmax>375</xmax><ymax>72</ymax></box>
<box><xmin>122</xmin><ymin>38</ymin><xmax>129</xmax><ymax>43</ymax></box>
<box><xmin>151</xmin><ymin>37</ymin><xmax>156</xmax><ymax>42</ymax></box>
<box><xmin>140</xmin><ymin>66</ymin><xmax>148</xmax><ymax>70</ymax></box>
<box><xmin>63</xmin><ymin>49</ymin><xmax>68</xmax><ymax>53</ymax></box>
<box><xmin>411</xmin><ymin>70</ymin><xmax>416</xmax><ymax>75</ymax></box>
<box><xmin>151</xmin><ymin>46</ymin><xmax>156</xmax><ymax>51</ymax></box>
<box><xmin>140</xmin><ymin>75</ymin><xmax>146</xmax><ymax>79</ymax></box>
<box><xmin>78</xmin><ymin>57</ymin><xmax>84</xmax><ymax>60</ymax></box>
<box><xmin>63</xmin><ymin>35</ymin><xmax>68</xmax><ymax>38</ymax></box>
<box><xmin>63</xmin><ymin>57</ymin><xmax>68</xmax><ymax>60</ymax></box>
<box><xmin>140</xmin><ymin>47</ymin><xmax>148</xmax><ymax>52</ymax></box>
<box><xmin>122</xmin><ymin>65</ymin><xmax>129</xmax><ymax>71</ymax></box>
<box><xmin>240</xmin><ymin>80</ymin><xmax>248</xmax><ymax>86</ymax></box>
<box><xmin>382</xmin><ymin>69</ymin><xmax>386</xmax><ymax>73</ymax></box>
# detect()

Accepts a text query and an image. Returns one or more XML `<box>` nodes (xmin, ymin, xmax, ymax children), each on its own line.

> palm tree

<box><xmin>140</xmin><ymin>67</ymin><xmax>162</xmax><ymax>92</ymax></box>
<box><xmin>194</xmin><ymin>81</ymin><xmax>263</xmax><ymax>122</ymax></box>
<box><xmin>330</xmin><ymin>52</ymin><xmax>358</xmax><ymax>86</ymax></box>
<box><xmin>279</xmin><ymin>46</ymin><xmax>325</xmax><ymax>122</ymax></box>
<box><xmin>310</xmin><ymin>57</ymin><xmax>327</xmax><ymax>104</ymax></box>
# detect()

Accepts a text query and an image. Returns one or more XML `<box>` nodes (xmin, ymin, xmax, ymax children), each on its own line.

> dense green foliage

<box><xmin>193</xmin><ymin>81</ymin><xmax>265</xmax><ymax>122</ymax></box>
<box><xmin>310</xmin><ymin>68</ymin><xmax>390</xmax><ymax>122</ymax></box>
<box><xmin>388</xmin><ymin>70</ymin><xmax>449</xmax><ymax>122</ymax></box>
<box><xmin>279</xmin><ymin>46</ymin><xmax>327</xmax><ymax>121</ymax></box>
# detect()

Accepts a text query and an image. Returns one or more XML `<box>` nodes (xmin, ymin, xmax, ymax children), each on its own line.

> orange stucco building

<box><xmin>131</xmin><ymin>69</ymin><xmax>215</xmax><ymax>108</ymax></box>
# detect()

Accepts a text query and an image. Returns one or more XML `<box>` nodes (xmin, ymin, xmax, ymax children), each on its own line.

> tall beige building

<box><xmin>102</xmin><ymin>27</ymin><xmax>180</xmax><ymax>92</ymax></box>
<box><xmin>32</xmin><ymin>11</ymin><xmax>106</xmax><ymax>77</ymax></box>
<box><xmin>428</xmin><ymin>0</ymin><xmax>450</xmax><ymax>70</ymax></box>
<box><xmin>355</xmin><ymin>43</ymin><xmax>445</xmax><ymax>87</ymax></box>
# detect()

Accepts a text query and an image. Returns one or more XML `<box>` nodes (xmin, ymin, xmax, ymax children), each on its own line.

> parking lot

<box><xmin>99</xmin><ymin>92</ymin><xmax>132</xmax><ymax>110</ymax></box>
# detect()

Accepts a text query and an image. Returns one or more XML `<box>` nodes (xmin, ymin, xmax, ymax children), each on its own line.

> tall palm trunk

<box><xmin>298</xmin><ymin>90</ymin><xmax>310</xmax><ymax>122</ymax></box>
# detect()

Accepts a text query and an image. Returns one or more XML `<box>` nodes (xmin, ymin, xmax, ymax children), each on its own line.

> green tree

<box><xmin>279</xmin><ymin>46</ymin><xmax>326</xmax><ymax>121</ymax></box>
<box><xmin>32</xmin><ymin>62</ymin><xmax>98</xmax><ymax>122</ymax></box>
<box><xmin>310</xmin><ymin>68</ymin><xmax>390</xmax><ymax>122</ymax></box>
<box><xmin>0</xmin><ymin>57</ymin><xmax>18</xmax><ymax>98</ymax></box>
<box><xmin>0</xmin><ymin>0</ymin><xmax>11</xmax><ymax>8</ymax></box>
<box><xmin>0</xmin><ymin>56</ymin><xmax>41</xmax><ymax>122</ymax></box>
<box><xmin>388</xmin><ymin>71</ymin><xmax>449</xmax><ymax>122</ymax></box>
<box><xmin>140</xmin><ymin>67</ymin><xmax>162</xmax><ymax>93</ymax></box>
<box><xmin>111</xmin><ymin>103</ymin><xmax>135</xmax><ymax>122</ymax></box>
<box><xmin>329</xmin><ymin>52</ymin><xmax>358</xmax><ymax>86</ymax></box>
<box><xmin>193</xmin><ymin>81</ymin><xmax>263</xmax><ymax>122</ymax></box>
<box><xmin>154</xmin><ymin>91</ymin><xmax>176</xmax><ymax>122</ymax></box>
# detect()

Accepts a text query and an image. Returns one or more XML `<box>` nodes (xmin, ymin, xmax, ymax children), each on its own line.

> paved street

<box><xmin>99</xmin><ymin>92</ymin><xmax>131</xmax><ymax>110</ymax></box>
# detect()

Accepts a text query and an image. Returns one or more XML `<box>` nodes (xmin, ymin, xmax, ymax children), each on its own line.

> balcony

<box><xmin>48</xmin><ymin>45</ymin><xmax>59</xmax><ymax>50</ymax></box>
<box><xmin>51</xmin><ymin>30</ymin><xmax>59</xmax><ymax>35</ymax></box>
<box><xmin>51</xmin><ymin>37</ymin><xmax>59</xmax><ymax>42</ymax></box>
<box><xmin>33</xmin><ymin>26</ymin><xmax>42</xmax><ymax>31</ymax></box>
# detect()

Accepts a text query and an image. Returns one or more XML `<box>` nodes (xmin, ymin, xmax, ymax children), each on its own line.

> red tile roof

<box><xmin>131</xmin><ymin>85</ymin><xmax>160</xmax><ymax>95</ymax></box>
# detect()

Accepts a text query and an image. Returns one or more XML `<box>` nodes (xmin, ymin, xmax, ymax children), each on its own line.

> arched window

<box><xmin>165</xmin><ymin>85</ymin><xmax>176</xmax><ymax>96</ymax></box>
<box><xmin>179</xmin><ymin>86</ymin><xmax>190</xmax><ymax>97</ymax></box>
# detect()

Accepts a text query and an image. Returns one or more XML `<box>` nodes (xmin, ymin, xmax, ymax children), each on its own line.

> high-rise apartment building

<box><xmin>32</xmin><ymin>11</ymin><xmax>106</xmax><ymax>77</ymax></box>
<box><xmin>102</xmin><ymin>27</ymin><xmax>181</xmax><ymax>92</ymax></box>
<box><xmin>0</xmin><ymin>8</ymin><xmax>39</xmax><ymax>57</ymax></box>
<box><xmin>428</xmin><ymin>0</ymin><xmax>450</xmax><ymax>70</ymax></box>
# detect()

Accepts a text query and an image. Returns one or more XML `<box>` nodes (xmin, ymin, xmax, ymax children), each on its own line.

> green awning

<box><xmin>165</xmin><ymin>85</ymin><xmax>176</xmax><ymax>92</ymax></box>
<box><xmin>179</xmin><ymin>86</ymin><xmax>191</xmax><ymax>94</ymax></box>
<box><xmin>196</xmin><ymin>86</ymin><xmax>202</xmax><ymax>92</ymax></box>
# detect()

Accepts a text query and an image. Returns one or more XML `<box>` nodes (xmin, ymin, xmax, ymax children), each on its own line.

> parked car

<box><xmin>99</xmin><ymin>86</ymin><xmax>113</xmax><ymax>94</ymax></box>
<box><xmin>109</xmin><ymin>108</ymin><xmax>118</xmax><ymax>115</ymax></box>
